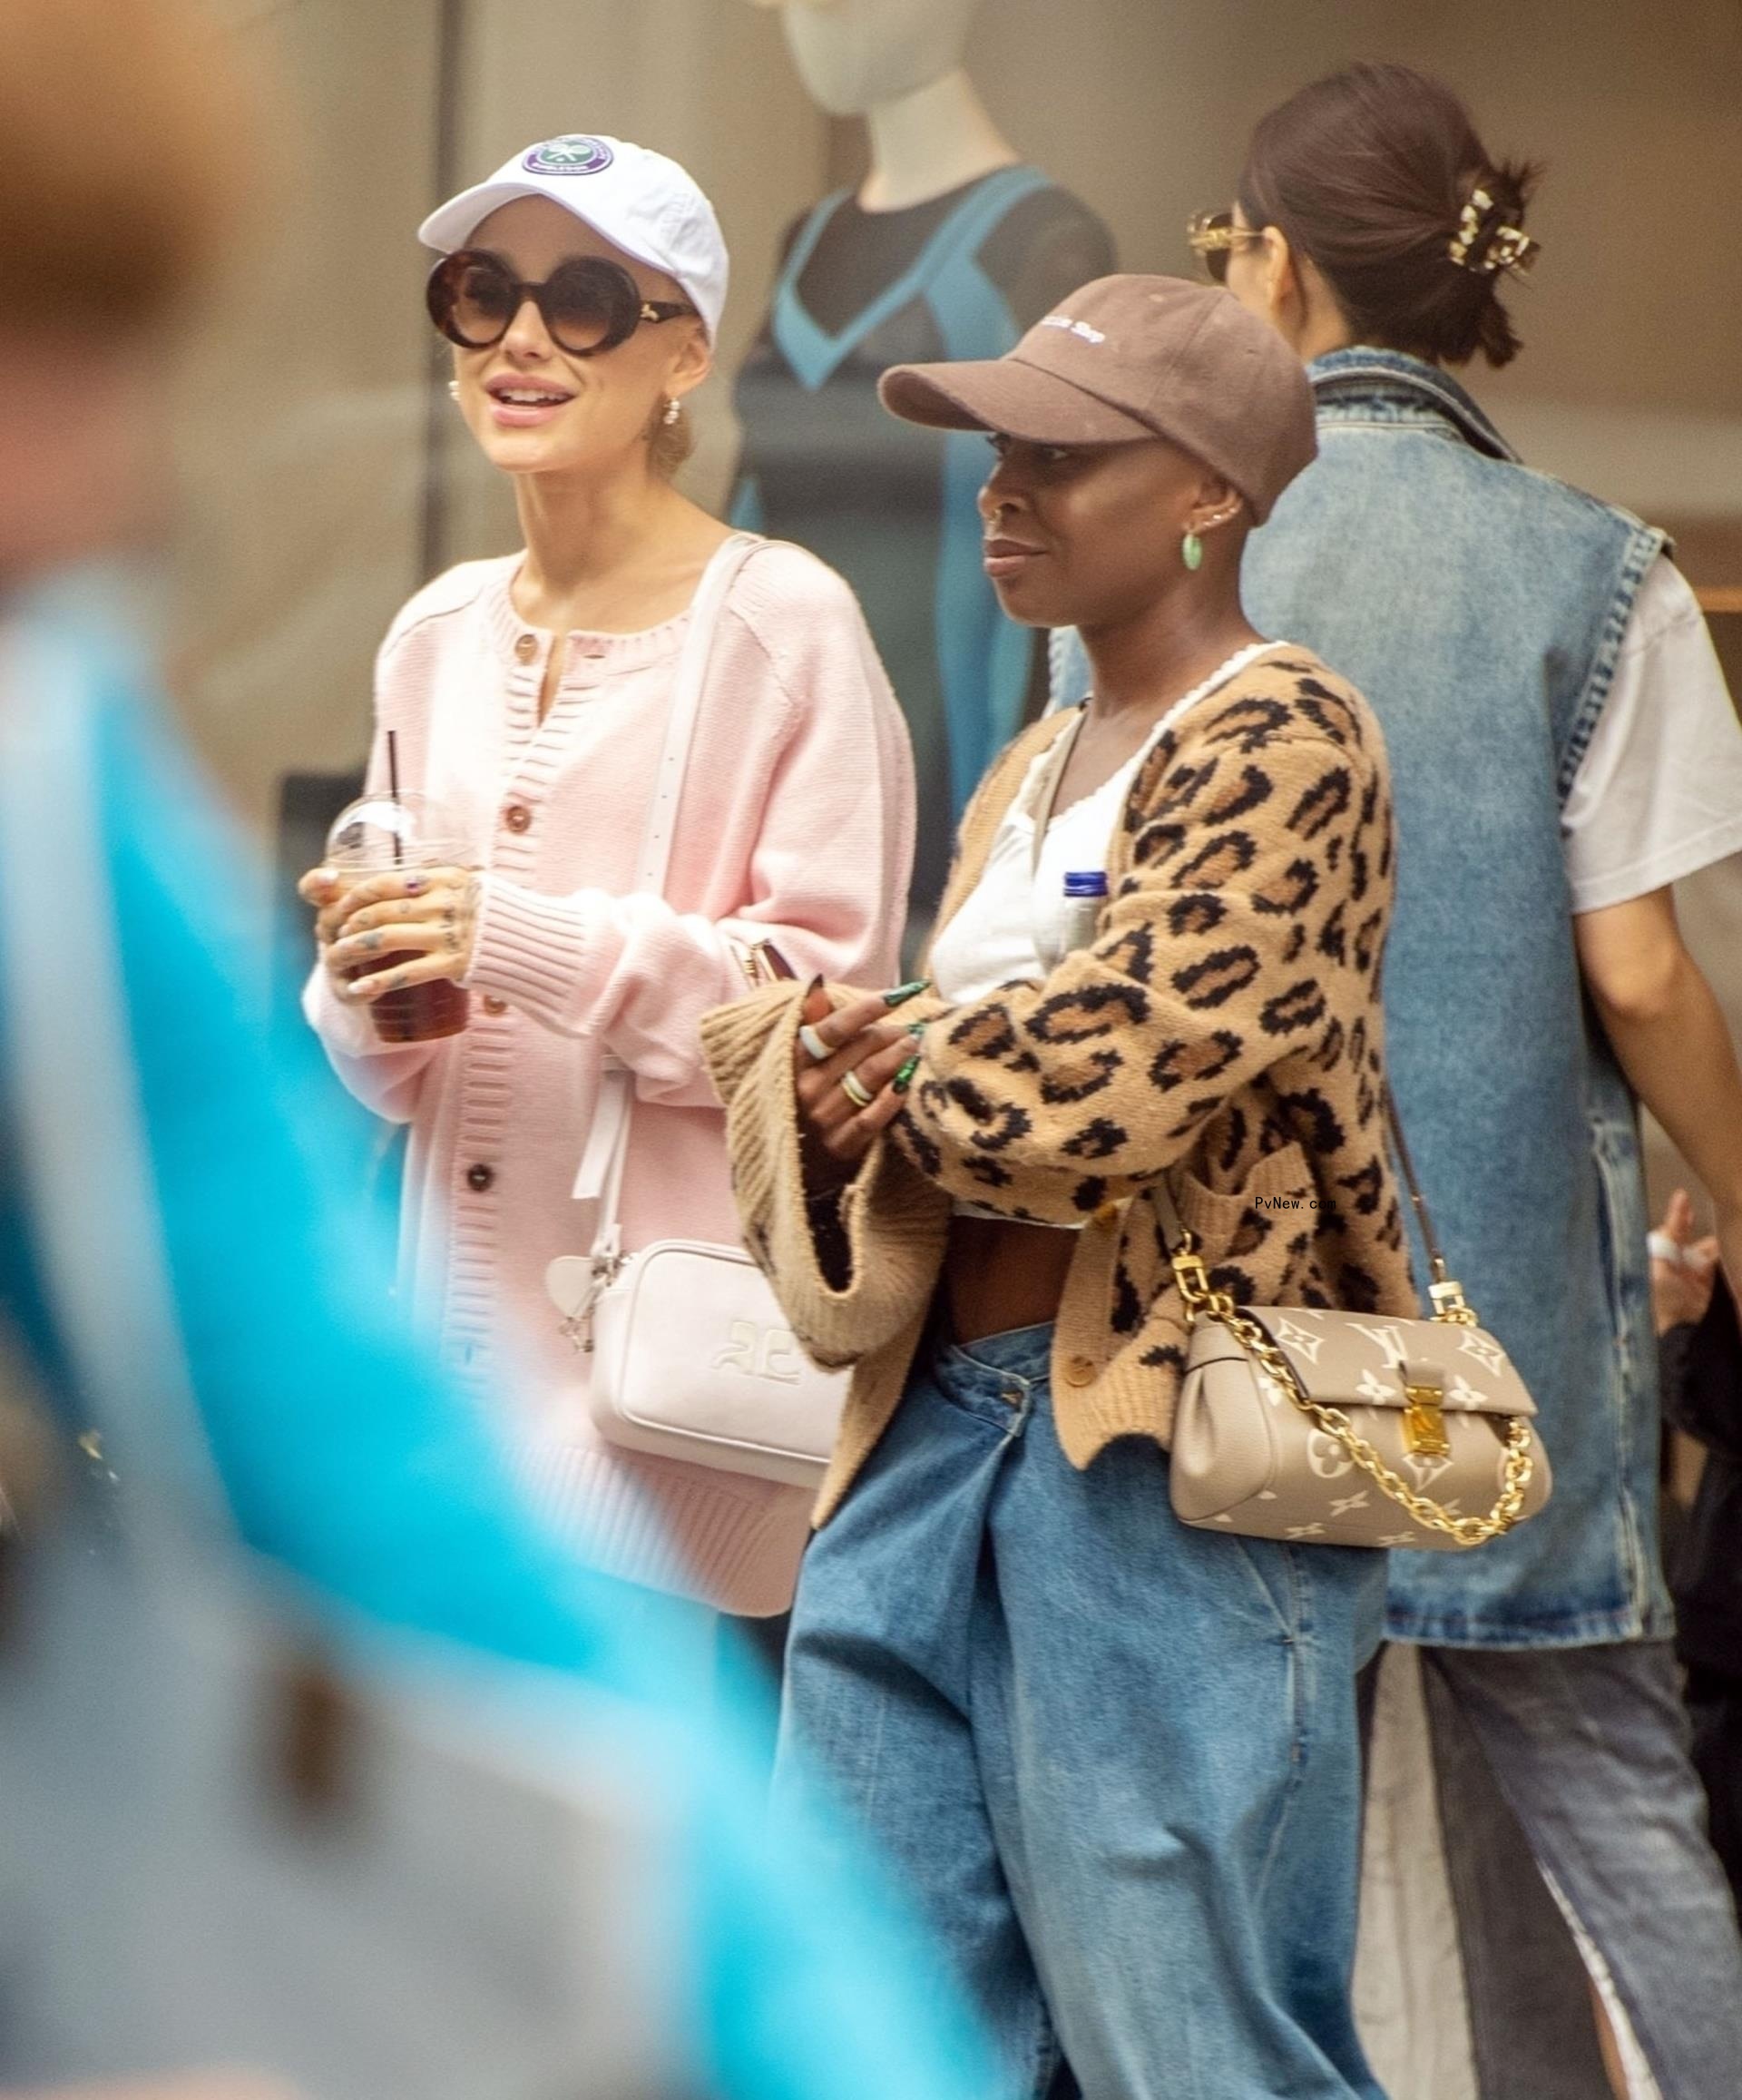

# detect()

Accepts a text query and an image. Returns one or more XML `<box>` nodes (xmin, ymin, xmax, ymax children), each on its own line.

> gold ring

<box><xmin>840</xmin><ymin>1070</ymin><xmax>875</xmax><ymax>1111</ymax></box>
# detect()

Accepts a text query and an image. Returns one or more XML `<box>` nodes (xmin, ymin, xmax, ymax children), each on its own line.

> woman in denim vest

<box><xmin>1133</xmin><ymin>60</ymin><xmax>1742</xmax><ymax>2100</ymax></box>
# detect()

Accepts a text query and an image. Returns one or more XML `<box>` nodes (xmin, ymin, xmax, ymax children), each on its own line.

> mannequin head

<box><xmin>749</xmin><ymin>0</ymin><xmax>982</xmax><ymax>117</ymax></box>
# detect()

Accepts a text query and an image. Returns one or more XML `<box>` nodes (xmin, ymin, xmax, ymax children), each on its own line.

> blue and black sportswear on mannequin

<box><xmin>732</xmin><ymin>168</ymin><xmax>1112</xmax><ymax>927</ymax></box>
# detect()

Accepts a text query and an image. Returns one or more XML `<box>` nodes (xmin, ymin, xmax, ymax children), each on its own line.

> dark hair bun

<box><xmin>1238</xmin><ymin>64</ymin><xmax>1541</xmax><ymax>369</ymax></box>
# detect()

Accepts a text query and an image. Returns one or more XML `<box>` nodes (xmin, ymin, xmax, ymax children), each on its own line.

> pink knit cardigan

<box><xmin>305</xmin><ymin>540</ymin><xmax>914</xmax><ymax>1614</ymax></box>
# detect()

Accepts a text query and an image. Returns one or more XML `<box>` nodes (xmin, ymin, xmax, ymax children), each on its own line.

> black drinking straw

<box><xmin>386</xmin><ymin>729</ymin><xmax>405</xmax><ymax>866</ymax></box>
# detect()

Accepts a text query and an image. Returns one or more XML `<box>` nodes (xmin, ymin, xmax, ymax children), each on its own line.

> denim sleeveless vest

<box><xmin>1053</xmin><ymin>349</ymin><xmax>1669</xmax><ymax>1646</ymax></box>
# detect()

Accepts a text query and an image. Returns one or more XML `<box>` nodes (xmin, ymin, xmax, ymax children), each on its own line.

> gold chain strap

<box><xmin>1171</xmin><ymin>1242</ymin><xmax>1534</xmax><ymax>1548</ymax></box>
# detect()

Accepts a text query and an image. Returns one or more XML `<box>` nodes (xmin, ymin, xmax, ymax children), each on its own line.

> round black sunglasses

<box><xmin>426</xmin><ymin>250</ymin><xmax>695</xmax><ymax>358</ymax></box>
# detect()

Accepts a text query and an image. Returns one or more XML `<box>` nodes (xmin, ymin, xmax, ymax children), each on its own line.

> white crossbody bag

<box><xmin>543</xmin><ymin>535</ymin><xmax>847</xmax><ymax>1488</ymax></box>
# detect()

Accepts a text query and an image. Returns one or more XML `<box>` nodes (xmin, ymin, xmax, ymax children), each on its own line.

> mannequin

<box><xmin>734</xmin><ymin>0</ymin><xmax>1113</xmax><ymax>931</ymax></box>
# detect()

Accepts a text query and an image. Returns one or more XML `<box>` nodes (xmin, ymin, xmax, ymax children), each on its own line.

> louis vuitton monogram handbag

<box><xmin>1164</xmin><ymin>1106</ymin><xmax>1551</xmax><ymax>1552</ymax></box>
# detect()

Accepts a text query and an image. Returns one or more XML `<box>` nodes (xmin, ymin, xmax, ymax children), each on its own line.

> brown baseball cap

<box><xmin>878</xmin><ymin>274</ymin><xmax>1316</xmax><ymax>523</ymax></box>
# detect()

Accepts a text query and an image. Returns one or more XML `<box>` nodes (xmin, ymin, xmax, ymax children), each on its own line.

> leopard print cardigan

<box><xmin>701</xmin><ymin>648</ymin><xmax>1420</xmax><ymax>1525</ymax></box>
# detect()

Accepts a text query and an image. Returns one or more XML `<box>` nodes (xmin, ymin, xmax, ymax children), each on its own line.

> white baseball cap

<box><xmin>417</xmin><ymin>134</ymin><xmax>729</xmax><ymax>342</ymax></box>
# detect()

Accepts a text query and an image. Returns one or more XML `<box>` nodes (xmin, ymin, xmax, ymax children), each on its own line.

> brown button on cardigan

<box><xmin>702</xmin><ymin>649</ymin><xmax>1421</xmax><ymax>1526</ymax></box>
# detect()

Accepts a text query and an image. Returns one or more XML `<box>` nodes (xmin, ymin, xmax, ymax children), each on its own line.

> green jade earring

<box><xmin>1182</xmin><ymin>529</ymin><xmax>1205</xmax><ymax>572</ymax></box>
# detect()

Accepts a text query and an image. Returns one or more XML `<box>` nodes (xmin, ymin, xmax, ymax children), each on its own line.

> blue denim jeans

<box><xmin>778</xmin><ymin>1323</ymin><xmax>1390</xmax><ymax>2100</ymax></box>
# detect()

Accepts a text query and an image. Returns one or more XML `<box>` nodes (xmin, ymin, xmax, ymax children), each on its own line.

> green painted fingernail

<box><xmin>883</xmin><ymin>979</ymin><xmax>930</xmax><ymax>1008</ymax></box>
<box><xmin>892</xmin><ymin>1055</ymin><xmax>919</xmax><ymax>1094</ymax></box>
<box><xmin>905</xmin><ymin>1019</ymin><xmax>927</xmax><ymax>1038</ymax></box>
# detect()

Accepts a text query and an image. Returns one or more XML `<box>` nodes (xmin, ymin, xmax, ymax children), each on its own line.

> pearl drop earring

<box><xmin>661</xmin><ymin>397</ymin><xmax>681</xmax><ymax>427</ymax></box>
<box><xmin>447</xmin><ymin>380</ymin><xmax>460</xmax><ymax>401</ymax></box>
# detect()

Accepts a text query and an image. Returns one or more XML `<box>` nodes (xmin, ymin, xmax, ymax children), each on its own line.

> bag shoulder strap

<box><xmin>1383</xmin><ymin>1093</ymin><xmax>1462</xmax><ymax>1305</ymax></box>
<box><xmin>573</xmin><ymin>533</ymin><xmax>765</xmax><ymax>1240</ymax></box>
<box><xmin>633</xmin><ymin>532</ymin><xmax>764</xmax><ymax>896</ymax></box>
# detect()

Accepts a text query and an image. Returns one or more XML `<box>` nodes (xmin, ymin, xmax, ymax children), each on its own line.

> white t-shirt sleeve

<box><xmin>1562</xmin><ymin>555</ymin><xmax>1742</xmax><ymax>912</ymax></box>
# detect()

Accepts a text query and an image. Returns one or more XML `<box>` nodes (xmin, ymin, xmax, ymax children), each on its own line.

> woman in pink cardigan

<box><xmin>301</xmin><ymin>135</ymin><xmax>915</xmax><ymax>1616</ymax></box>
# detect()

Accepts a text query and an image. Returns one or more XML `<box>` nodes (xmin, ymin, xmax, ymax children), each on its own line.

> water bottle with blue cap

<box><xmin>1061</xmin><ymin>868</ymin><xmax>1109</xmax><ymax>957</ymax></box>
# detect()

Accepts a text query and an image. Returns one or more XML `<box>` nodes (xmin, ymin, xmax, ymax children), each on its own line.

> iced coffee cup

<box><xmin>323</xmin><ymin>791</ymin><xmax>471</xmax><ymax>1044</ymax></box>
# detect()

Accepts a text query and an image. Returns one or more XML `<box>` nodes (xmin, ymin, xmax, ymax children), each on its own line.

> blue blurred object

<box><xmin>0</xmin><ymin>573</ymin><xmax>993</xmax><ymax>2100</ymax></box>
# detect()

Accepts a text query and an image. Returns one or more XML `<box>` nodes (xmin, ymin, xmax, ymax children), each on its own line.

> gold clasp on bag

<box><xmin>1169</xmin><ymin>1238</ymin><xmax>1245</xmax><ymax>1330</ymax></box>
<box><xmin>1170</xmin><ymin>1241</ymin><xmax>1212</xmax><ymax>1314</ymax></box>
<box><xmin>1402</xmin><ymin>1382</ymin><xmax>1452</xmax><ymax>1457</ymax></box>
<box><xmin>1429</xmin><ymin>1277</ymin><xmax>1479</xmax><ymax>1327</ymax></box>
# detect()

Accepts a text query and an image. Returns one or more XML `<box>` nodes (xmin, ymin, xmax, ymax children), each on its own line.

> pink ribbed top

<box><xmin>305</xmin><ymin>541</ymin><xmax>914</xmax><ymax>1614</ymax></box>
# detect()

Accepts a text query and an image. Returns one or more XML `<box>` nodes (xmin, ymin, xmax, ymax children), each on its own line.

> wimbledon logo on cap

<box><xmin>523</xmin><ymin>135</ymin><xmax>614</xmax><ymax>177</ymax></box>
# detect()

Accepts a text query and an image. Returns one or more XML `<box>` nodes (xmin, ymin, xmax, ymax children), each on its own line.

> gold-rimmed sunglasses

<box><xmin>1187</xmin><ymin>211</ymin><xmax>1268</xmax><ymax>285</ymax></box>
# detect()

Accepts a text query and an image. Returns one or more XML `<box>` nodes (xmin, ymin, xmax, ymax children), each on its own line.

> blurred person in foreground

<box><xmin>1053</xmin><ymin>59</ymin><xmax>1742</xmax><ymax>2100</ymax></box>
<box><xmin>1652</xmin><ymin>1191</ymin><xmax>1742</xmax><ymax>1910</ymax></box>
<box><xmin>0</xmin><ymin>4</ymin><xmax>991</xmax><ymax>2096</ymax></box>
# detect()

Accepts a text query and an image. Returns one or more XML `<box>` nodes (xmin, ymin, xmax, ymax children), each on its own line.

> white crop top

<box><xmin>931</xmin><ymin>640</ymin><xmax>1287</xmax><ymax>1223</ymax></box>
<box><xmin>931</xmin><ymin>740</ymin><xmax>1144</xmax><ymax>1005</ymax></box>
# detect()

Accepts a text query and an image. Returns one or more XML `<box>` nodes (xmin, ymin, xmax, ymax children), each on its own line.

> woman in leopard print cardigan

<box><xmin>703</xmin><ymin>279</ymin><xmax>1417</xmax><ymax>2100</ymax></box>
